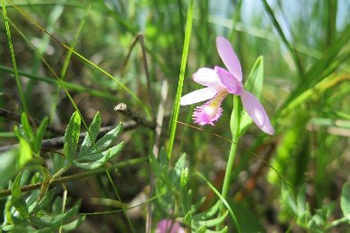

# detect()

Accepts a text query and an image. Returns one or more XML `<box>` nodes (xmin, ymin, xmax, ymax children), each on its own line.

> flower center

<box><xmin>203</xmin><ymin>91</ymin><xmax>228</xmax><ymax>118</ymax></box>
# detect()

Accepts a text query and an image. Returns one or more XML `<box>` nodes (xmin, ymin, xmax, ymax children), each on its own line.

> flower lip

<box><xmin>214</xmin><ymin>66</ymin><xmax>243</xmax><ymax>95</ymax></box>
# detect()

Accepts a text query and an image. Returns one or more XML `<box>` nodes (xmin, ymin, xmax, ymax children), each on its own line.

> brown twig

<box><xmin>120</xmin><ymin>33</ymin><xmax>156</xmax><ymax>123</ymax></box>
<box><xmin>0</xmin><ymin>121</ymin><xmax>140</xmax><ymax>153</ymax></box>
<box><xmin>115</xmin><ymin>103</ymin><xmax>156</xmax><ymax>129</ymax></box>
<box><xmin>138</xmin><ymin>33</ymin><xmax>156</xmax><ymax>123</ymax></box>
<box><xmin>0</xmin><ymin>157</ymin><xmax>147</xmax><ymax>198</ymax></box>
<box><xmin>146</xmin><ymin>80</ymin><xmax>169</xmax><ymax>233</ymax></box>
<box><xmin>0</xmin><ymin>107</ymin><xmax>64</xmax><ymax>135</ymax></box>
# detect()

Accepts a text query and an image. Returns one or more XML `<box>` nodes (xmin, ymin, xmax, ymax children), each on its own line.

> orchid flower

<box><xmin>180</xmin><ymin>36</ymin><xmax>275</xmax><ymax>135</ymax></box>
<box><xmin>155</xmin><ymin>219</ymin><xmax>185</xmax><ymax>233</ymax></box>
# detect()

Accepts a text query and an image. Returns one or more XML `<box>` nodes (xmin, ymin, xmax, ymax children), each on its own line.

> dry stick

<box><xmin>120</xmin><ymin>33</ymin><xmax>156</xmax><ymax>123</ymax></box>
<box><xmin>120</xmin><ymin>34</ymin><xmax>141</xmax><ymax>77</ymax></box>
<box><xmin>0</xmin><ymin>121</ymin><xmax>140</xmax><ymax>153</ymax></box>
<box><xmin>0</xmin><ymin>157</ymin><xmax>147</xmax><ymax>198</ymax></box>
<box><xmin>146</xmin><ymin>80</ymin><xmax>169</xmax><ymax>233</ymax></box>
<box><xmin>0</xmin><ymin>107</ymin><xmax>64</xmax><ymax>135</ymax></box>
<box><xmin>138</xmin><ymin>33</ymin><xmax>156</xmax><ymax>123</ymax></box>
<box><xmin>114</xmin><ymin>103</ymin><xmax>155</xmax><ymax>129</ymax></box>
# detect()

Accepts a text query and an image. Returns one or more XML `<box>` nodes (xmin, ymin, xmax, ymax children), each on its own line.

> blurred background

<box><xmin>0</xmin><ymin>0</ymin><xmax>349</xmax><ymax>232</ymax></box>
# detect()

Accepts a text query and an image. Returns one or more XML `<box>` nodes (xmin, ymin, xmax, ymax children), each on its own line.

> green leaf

<box><xmin>92</xmin><ymin>122</ymin><xmax>123</xmax><ymax>151</ymax></box>
<box><xmin>11</xmin><ymin>173</ymin><xmax>29</xmax><ymax>219</ymax></box>
<box><xmin>64</xmin><ymin>111</ymin><xmax>81</xmax><ymax>162</ymax></box>
<box><xmin>78</xmin><ymin>111</ymin><xmax>101</xmax><ymax>158</ymax></box>
<box><xmin>159</xmin><ymin>147</ymin><xmax>170</xmax><ymax>166</ymax></box>
<box><xmin>74</xmin><ymin>141</ymin><xmax>125</xmax><ymax>170</ymax></box>
<box><xmin>21</xmin><ymin>112</ymin><xmax>35</xmax><ymax>145</ymax></box>
<box><xmin>190</xmin><ymin>195</ymin><xmax>206</xmax><ymax>213</ymax></box>
<box><xmin>230</xmin><ymin>202</ymin><xmax>265</xmax><ymax>233</ymax></box>
<box><xmin>205</xmin><ymin>226</ymin><xmax>228</xmax><ymax>233</ymax></box>
<box><xmin>192</xmin><ymin>201</ymin><xmax>220</xmax><ymax>221</ymax></box>
<box><xmin>29</xmin><ymin>200</ymin><xmax>81</xmax><ymax>229</ymax></box>
<box><xmin>170</xmin><ymin>153</ymin><xmax>186</xmax><ymax>186</ymax></box>
<box><xmin>297</xmin><ymin>184</ymin><xmax>306</xmax><ymax>218</ymax></box>
<box><xmin>62</xmin><ymin>215</ymin><xmax>86</xmax><ymax>231</ymax></box>
<box><xmin>194</xmin><ymin>225</ymin><xmax>206</xmax><ymax>233</ymax></box>
<box><xmin>244</xmin><ymin>56</ymin><xmax>264</xmax><ymax>98</ymax></box>
<box><xmin>149</xmin><ymin>152</ymin><xmax>162</xmax><ymax>177</ymax></box>
<box><xmin>195</xmin><ymin>172</ymin><xmax>240</xmax><ymax>233</ymax></box>
<box><xmin>183</xmin><ymin>210</ymin><xmax>192</xmax><ymax>226</ymax></box>
<box><xmin>34</xmin><ymin>116</ymin><xmax>48</xmax><ymax>154</ymax></box>
<box><xmin>0</xmin><ymin>150</ymin><xmax>17</xmax><ymax>188</ymax></box>
<box><xmin>30</xmin><ymin>188</ymin><xmax>56</xmax><ymax>215</ymax></box>
<box><xmin>240</xmin><ymin>56</ymin><xmax>264</xmax><ymax>135</ymax></box>
<box><xmin>192</xmin><ymin>211</ymin><xmax>228</xmax><ymax>228</ymax></box>
<box><xmin>341</xmin><ymin>181</ymin><xmax>350</xmax><ymax>217</ymax></box>
<box><xmin>18</xmin><ymin>137</ymin><xmax>32</xmax><ymax>168</ymax></box>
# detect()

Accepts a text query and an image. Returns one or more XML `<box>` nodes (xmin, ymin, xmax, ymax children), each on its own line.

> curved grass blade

<box><xmin>195</xmin><ymin>172</ymin><xmax>240</xmax><ymax>233</ymax></box>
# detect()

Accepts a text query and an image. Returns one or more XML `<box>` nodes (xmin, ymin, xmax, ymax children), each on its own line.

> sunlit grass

<box><xmin>0</xmin><ymin>0</ymin><xmax>349</xmax><ymax>232</ymax></box>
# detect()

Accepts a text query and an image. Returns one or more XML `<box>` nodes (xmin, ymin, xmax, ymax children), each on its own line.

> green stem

<box><xmin>1</xmin><ymin>0</ymin><xmax>28</xmax><ymax>113</ymax></box>
<box><xmin>0</xmin><ymin>157</ymin><xmax>147</xmax><ymax>198</ymax></box>
<box><xmin>219</xmin><ymin>96</ymin><xmax>241</xmax><ymax>221</ymax></box>
<box><xmin>167</xmin><ymin>0</ymin><xmax>194</xmax><ymax>159</ymax></box>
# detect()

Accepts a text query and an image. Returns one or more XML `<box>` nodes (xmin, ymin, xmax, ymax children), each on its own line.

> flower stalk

<box><xmin>221</xmin><ymin>95</ymin><xmax>242</xmax><ymax>201</ymax></box>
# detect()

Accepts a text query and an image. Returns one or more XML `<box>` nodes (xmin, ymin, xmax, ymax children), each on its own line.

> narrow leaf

<box><xmin>31</xmin><ymin>188</ymin><xmax>56</xmax><ymax>215</ymax></box>
<box><xmin>64</xmin><ymin>111</ymin><xmax>81</xmax><ymax>162</ymax></box>
<box><xmin>92</xmin><ymin>123</ymin><xmax>123</xmax><ymax>152</ymax></box>
<box><xmin>341</xmin><ymin>181</ymin><xmax>350</xmax><ymax>217</ymax></box>
<box><xmin>170</xmin><ymin>153</ymin><xmax>186</xmax><ymax>185</ymax></box>
<box><xmin>34</xmin><ymin>116</ymin><xmax>48</xmax><ymax>154</ymax></box>
<box><xmin>18</xmin><ymin>138</ymin><xmax>32</xmax><ymax>168</ymax></box>
<box><xmin>62</xmin><ymin>215</ymin><xmax>86</xmax><ymax>231</ymax></box>
<box><xmin>74</xmin><ymin>141</ymin><xmax>125</xmax><ymax>170</ymax></box>
<box><xmin>192</xmin><ymin>211</ymin><xmax>228</xmax><ymax>228</ymax></box>
<box><xmin>78</xmin><ymin>111</ymin><xmax>101</xmax><ymax>158</ymax></box>
<box><xmin>21</xmin><ymin>112</ymin><xmax>35</xmax><ymax>145</ymax></box>
<box><xmin>195</xmin><ymin>172</ymin><xmax>240</xmax><ymax>233</ymax></box>
<box><xmin>192</xmin><ymin>201</ymin><xmax>221</xmax><ymax>221</ymax></box>
<box><xmin>11</xmin><ymin>173</ymin><xmax>29</xmax><ymax>219</ymax></box>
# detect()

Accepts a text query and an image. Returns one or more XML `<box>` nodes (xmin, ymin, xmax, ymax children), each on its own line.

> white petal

<box><xmin>180</xmin><ymin>87</ymin><xmax>218</xmax><ymax>106</ymax></box>
<box><xmin>193</xmin><ymin>68</ymin><xmax>220</xmax><ymax>87</ymax></box>
<box><xmin>241</xmin><ymin>90</ymin><xmax>275</xmax><ymax>135</ymax></box>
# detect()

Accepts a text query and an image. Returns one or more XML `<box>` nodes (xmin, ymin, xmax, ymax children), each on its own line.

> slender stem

<box><xmin>221</xmin><ymin>96</ymin><xmax>241</xmax><ymax>201</ymax></box>
<box><xmin>1</xmin><ymin>0</ymin><xmax>28</xmax><ymax>113</ymax></box>
<box><xmin>217</xmin><ymin>95</ymin><xmax>241</xmax><ymax>231</ymax></box>
<box><xmin>105</xmin><ymin>169</ymin><xmax>136</xmax><ymax>233</ymax></box>
<box><xmin>0</xmin><ymin>157</ymin><xmax>147</xmax><ymax>198</ymax></box>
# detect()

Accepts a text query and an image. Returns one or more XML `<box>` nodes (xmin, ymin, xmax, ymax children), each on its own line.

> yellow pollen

<box><xmin>204</xmin><ymin>105</ymin><xmax>218</xmax><ymax>118</ymax></box>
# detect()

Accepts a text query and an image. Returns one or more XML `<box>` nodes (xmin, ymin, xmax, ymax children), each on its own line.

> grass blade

<box><xmin>167</xmin><ymin>0</ymin><xmax>195</xmax><ymax>159</ymax></box>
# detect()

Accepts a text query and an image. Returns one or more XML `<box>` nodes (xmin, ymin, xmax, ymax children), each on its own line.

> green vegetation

<box><xmin>0</xmin><ymin>0</ymin><xmax>349</xmax><ymax>232</ymax></box>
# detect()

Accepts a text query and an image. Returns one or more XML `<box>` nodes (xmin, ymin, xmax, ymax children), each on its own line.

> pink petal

<box><xmin>156</xmin><ymin>219</ymin><xmax>185</xmax><ymax>233</ymax></box>
<box><xmin>180</xmin><ymin>87</ymin><xmax>217</xmax><ymax>106</ymax></box>
<box><xmin>193</xmin><ymin>68</ymin><xmax>221</xmax><ymax>87</ymax></box>
<box><xmin>216</xmin><ymin>36</ymin><xmax>243</xmax><ymax>83</ymax></box>
<box><xmin>241</xmin><ymin>90</ymin><xmax>275</xmax><ymax>135</ymax></box>
<box><xmin>192</xmin><ymin>92</ymin><xmax>228</xmax><ymax>126</ymax></box>
<box><xmin>215</xmin><ymin>66</ymin><xmax>243</xmax><ymax>95</ymax></box>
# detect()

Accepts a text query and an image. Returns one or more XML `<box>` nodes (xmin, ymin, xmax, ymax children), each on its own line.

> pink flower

<box><xmin>156</xmin><ymin>219</ymin><xmax>185</xmax><ymax>233</ymax></box>
<box><xmin>180</xmin><ymin>36</ymin><xmax>275</xmax><ymax>135</ymax></box>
